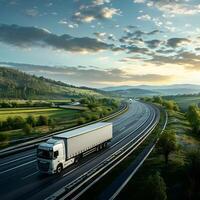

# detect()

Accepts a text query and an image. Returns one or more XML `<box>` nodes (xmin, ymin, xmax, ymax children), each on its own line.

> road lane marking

<box><xmin>0</xmin><ymin>159</ymin><xmax>36</xmax><ymax>175</ymax></box>
<box><xmin>22</xmin><ymin>171</ymin><xmax>39</xmax><ymax>180</ymax></box>
<box><xmin>0</xmin><ymin>153</ymin><xmax>35</xmax><ymax>167</ymax></box>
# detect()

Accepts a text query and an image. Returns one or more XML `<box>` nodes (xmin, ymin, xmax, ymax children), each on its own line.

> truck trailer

<box><xmin>37</xmin><ymin>122</ymin><xmax>112</xmax><ymax>174</ymax></box>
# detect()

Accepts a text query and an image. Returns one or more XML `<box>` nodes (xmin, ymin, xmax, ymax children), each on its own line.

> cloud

<box><xmin>137</xmin><ymin>14</ymin><xmax>151</xmax><ymax>21</ymax></box>
<box><xmin>0</xmin><ymin>62</ymin><xmax>172</xmax><ymax>86</ymax></box>
<box><xmin>136</xmin><ymin>0</ymin><xmax>200</xmax><ymax>15</ymax></box>
<box><xmin>145</xmin><ymin>39</ymin><xmax>162</xmax><ymax>48</ymax></box>
<box><xmin>0</xmin><ymin>24</ymin><xmax>116</xmax><ymax>53</ymax></box>
<box><xmin>166</xmin><ymin>37</ymin><xmax>190</xmax><ymax>48</ymax></box>
<box><xmin>25</xmin><ymin>8</ymin><xmax>39</xmax><ymax>17</ymax></box>
<box><xmin>72</xmin><ymin>1</ymin><xmax>120</xmax><ymax>23</ymax></box>
<box><xmin>149</xmin><ymin>51</ymin><xmax>200</xmax><ymax>70</ymax></box>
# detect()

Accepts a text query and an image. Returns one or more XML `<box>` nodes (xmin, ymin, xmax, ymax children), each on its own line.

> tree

<box><xmin>144</xmin><ymin>172</ymin><xmax>167</xmax><ymax>200</ymax></box>
<box><xmin>77</xmin><ymin>117</ymin><xmax>86</xmax><ymax>125</ymax></box>
<box><xmin>23</xmin><ymin>123</ymin><xmax>32</xmax><ymax>134</ymax></box>
<box><xmin>26</xmin><ymin>115</ymin><xmax>37</xmax><ymax>127</ymax></box>
<box><xmin>185</xmin><ymin>149</ymin><xmax>200</xmax><ymax>199</ymax></box>
<box><xmin>37</xmin><ymin>115</ymin><xmax>48</xmax><ymax>126</ymax></box>
<box><xmin>157</xmin><ymin>130</ymin><xmax>177</xmax><ymax>165</ymax></box>
<box><xmin>13</xmin><ymin>116</ymin><xmax>25</xmax><ymax>129</ymax></box>
<box><xmin>187</xmin><ymin>105</ymin><xmax>200</xmax><ymax>134</ymax></box>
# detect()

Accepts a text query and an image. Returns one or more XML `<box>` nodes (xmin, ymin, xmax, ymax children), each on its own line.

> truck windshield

<box><xmin>37</xmin><ymin>149</ymin><xmax>53</xmax><ymax>159</ymax></box>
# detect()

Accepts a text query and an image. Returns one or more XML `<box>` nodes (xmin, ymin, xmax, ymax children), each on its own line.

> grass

<box><xmin>0</xmin><ymin>107</ymin><xmax>80</xmax><ymax>121</ymax></box>
<box><xmin>118</xmin><ymin>108</ymin><xmax>200</xmax><ymax>200</ymax></box>
<box><xmin>165</xmin><ymin>95</ymin><xmax>200</xmax><ymax>112</ymax></box>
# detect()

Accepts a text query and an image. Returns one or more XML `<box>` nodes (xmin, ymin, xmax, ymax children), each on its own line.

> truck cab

<box><xmin>37</xmin><ymin>138</ymin><xmax>67</xmax><ymax>174</ymax></box>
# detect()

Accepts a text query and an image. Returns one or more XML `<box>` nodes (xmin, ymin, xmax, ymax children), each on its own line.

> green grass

<box><xmin>165</xmin><ymin>95</ymin><xmax>200</xmax><ymax>112</ymax></box>
<box><xmin>118</xmin><ymin>108</ymin><xmax>199</xmax><ymax>200</ymax></box>
<box><xmin>0</xmin><ymin>107</ymin><xmax>80</xmax><ymax>121</ymax></box>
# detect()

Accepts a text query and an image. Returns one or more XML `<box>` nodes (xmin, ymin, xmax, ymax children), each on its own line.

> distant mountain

<box><xmin>0</xmin><ymin>67</ymin><xmax>105</xmax><ymax>99</ymax></box>
<box><xmin>110</xmin><ymin>88</ymin><xmax>159</xmax><ymax>98</ymax></box>
<box><xmin>102</xmin><ymin>84</ymin><xmax>200</xmax><ymax>96</ymax></box>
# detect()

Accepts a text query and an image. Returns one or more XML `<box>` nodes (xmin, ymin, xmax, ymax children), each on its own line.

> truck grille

<box><xmin>38</xmin><ymin>161</ymin><xmax>49</xmax><ymax>172</ymax></box>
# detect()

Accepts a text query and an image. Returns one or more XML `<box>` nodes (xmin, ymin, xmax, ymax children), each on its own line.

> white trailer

<box><xmin>37</xmin><ymin>122</ymin><xmax>112</xmax><ymax>174</ymax></box>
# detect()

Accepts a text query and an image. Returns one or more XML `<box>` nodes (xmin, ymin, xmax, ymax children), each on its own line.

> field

<box><xmin>0</xmin><ymin>107</ymin><xmax>80</xmax><ymax>121</ymax></box>
<box><xmin>165</xmin><ymin>95</ymin><xmax>200</xmax><ymax>111</ymax></box>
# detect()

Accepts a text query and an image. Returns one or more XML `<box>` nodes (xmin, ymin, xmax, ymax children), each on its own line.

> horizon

<box><xmin>1</xmin><ymin>0</ymin><xmax>200</xmax><ymax>87</ymax></box>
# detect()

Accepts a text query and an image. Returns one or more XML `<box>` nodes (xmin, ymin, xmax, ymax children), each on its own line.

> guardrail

<box><xmin>106</xmin><ymin>109</ymin><xmax>168</xmax><ymax>200</ymax></box>
<box><xmin>0</xmin><ymin>103</ymin><xmax>128</xmax><ymax>158</ymax></box>
<box><xmin>45</xmin><ymin>104</ymin><xmax>160</xmax><ymax>200</ymax></box>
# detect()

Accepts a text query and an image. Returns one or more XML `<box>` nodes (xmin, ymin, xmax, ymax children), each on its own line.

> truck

<box><xmin>37</xmin><ymin>122</ymin><xmax>113</xmax><ymax>174</ymax></box>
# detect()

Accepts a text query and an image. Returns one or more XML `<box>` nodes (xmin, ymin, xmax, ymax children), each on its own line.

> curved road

<box><xmin>0</xmin><ymin>101</ymin><xmax>158</xmax><ymax>200</ymax></box>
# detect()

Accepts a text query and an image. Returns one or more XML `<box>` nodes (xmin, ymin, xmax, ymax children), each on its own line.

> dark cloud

<box><xmin>167</xmin><ymin>37</ymin><xmax>190</xmax><ymax>48</ymax></box>
<box><xmin>0</xmin><ymin>62</ymin><xmax>171</xmax><ymax>86</ymax></box>
<box><xmin>0</xmin><ymin>24</ymin><xmax>116</xmax><ymax>52</ymax></box>
<box><xmin>145</xmin><ymin>39</ymin><xmax>161</xmax><ymax>48</ymax></box>
<box><xmin>121</xmin><ymin>45</ymin><xmax>149</xmax><ymax>54</ymax></box>
<box><xmin>149</xmin><ymin>51</ymin><xmax>200</xmax><ymax>70</ymax></box>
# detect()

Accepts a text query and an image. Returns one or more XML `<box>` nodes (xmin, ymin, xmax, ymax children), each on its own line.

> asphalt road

<box><xmin>0</xmin><ymin>101</ymin><xmax>157</xmax><ymax>200</ymax></box>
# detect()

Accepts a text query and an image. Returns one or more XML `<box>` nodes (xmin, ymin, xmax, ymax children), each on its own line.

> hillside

<box><xmin>0</xmin><ymin>67</ymin><xmax>105</xmax><ymax>99</ymax></box>
<box><xmin>111</xmin><ymin>88</ymin><xmax>159</xmax><ymax>98</ymax></box>
<box><xmin>103</xmin><ymin>84</ymin><xmax>200</xmax><ymax>96</ymax></box>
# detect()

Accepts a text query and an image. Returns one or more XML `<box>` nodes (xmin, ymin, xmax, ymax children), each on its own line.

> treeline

<box><xmin>0</xmin><ymin>67</ymin><xmax>103</xmax><ymax>99</ymax></box>
<box><xmin>0</xmin><ymin>101</ymin><xmax>52</xmax><ymax>108</ymax></box>
<box><xmin>77</xmin><ymin>97</ymin><xmax>120</xmax><ymax>125</ymax></box>
<box><xmin>0</xmin><ymin>115</ymin><xmax>54</xmax><ymax>132</ymax></box>
<box><xmin>141</xmin><ymin>96</ymin><xmax>180</xmax><ymax>111</ymax></box>
<box><xmin>187</xmin><ymin>104</ymin><xmax>200</xmax><ymax>135</ymax></box>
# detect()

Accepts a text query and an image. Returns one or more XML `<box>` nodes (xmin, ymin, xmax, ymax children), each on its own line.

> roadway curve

<box><xmin>0</xmin><ymin>101</ymin><xmax>159</xmax><ymax>200</ymax></box>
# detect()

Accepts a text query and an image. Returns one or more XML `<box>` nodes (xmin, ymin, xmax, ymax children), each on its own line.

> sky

<box><xmin>0</xmin><ymin>0</ymin><xmax>200</xmax><ymax>88</ymax></box>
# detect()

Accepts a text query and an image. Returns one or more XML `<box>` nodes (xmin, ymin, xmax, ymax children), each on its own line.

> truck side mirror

<box><xmin>54</xmin><ymin>151</ymin><xmax>59</xmax><ymax>158</ymax></box>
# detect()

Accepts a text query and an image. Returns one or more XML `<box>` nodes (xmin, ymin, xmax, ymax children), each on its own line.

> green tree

<box><xmin>185</xmin><ymin>149</ymin><xmax>200</xmax><ymax>199</ymax></box>
<box><xmin>144</xmin><ymin>172</ymin><xmax>167</xmax><ymax>200</ymax></box>
<box><xmin>23</xmin><ymin>123</ymin><xmax>32</xmax><ymax>134</ymax></box>
<box><xmin>77</xmin><ymin>117</ymin><xmax>86</xmax><ymax>125</ymax></box>
<box><xmin>37</xmin><ymin>115</ymin><xmax>48</xmax><ymax>126</ymax></box>
<box><xmin>13</xmin><ymin>116</ymin><xmax>25</xmax><ymax>129</ymax></box>
<box><xmin>157</xmin><ymin>130</ymin><xmax>177</xmax><ymax>165</ymax></box>
<box><xmin>26</xmin><ymin>115</ymin><xmax>37</xmax><ymax>127</ymax></box>
<box><xmin>187</xmin><ymin>105</ymin><xmax>200</xmax><ymax>134</ymax></box>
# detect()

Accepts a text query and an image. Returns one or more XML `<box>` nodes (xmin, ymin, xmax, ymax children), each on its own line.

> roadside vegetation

<box><xmin>164</xmin><ymin>94</ymin><xmax>200</xmax><ymax>112</ymax></box>
<box><xmin>0</xmin><ymin>97</ymin><xmax>120</xmax><ymax>148</ymax></box>
<box><xmin>120</xmin><ymin>96</ymin><xmax>200</xmax><ymax>200</ymax></box>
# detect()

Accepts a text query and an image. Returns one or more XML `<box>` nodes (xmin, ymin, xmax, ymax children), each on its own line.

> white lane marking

<box><xmin>0</xmin><ymin>159</ymin><xmax>36</xmax><ymax>175</ymax></box>
<box><xmin>63</xmin><ymin>166</ymin><xmax>79</xmax><ymax>177</ymax></box>
<box><xmin>22</xmin><ymin>171</ymin><xmax>39</xmax><ymax>180</ymax></box>
<box><xmin>0</xmin><ymin>154</ymin><xmax>35</xmax><ymax>167</ymax></box>
<box><xmin>119</xmin><ymin>127</ymin><xmax>126</xmax><ymax>132</ymax></box>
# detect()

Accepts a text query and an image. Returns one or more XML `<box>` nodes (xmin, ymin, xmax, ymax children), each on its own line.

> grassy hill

<box><xmin>0</xmin><ymin>67</ymin><xmax>105</xmax><ymax>99</ymax></box>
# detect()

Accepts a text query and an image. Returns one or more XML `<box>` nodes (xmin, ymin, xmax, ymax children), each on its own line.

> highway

<box><xmin>0</xmin><ymin>101</ymin><xmax>159</xmax><ymax>200</ymax></box>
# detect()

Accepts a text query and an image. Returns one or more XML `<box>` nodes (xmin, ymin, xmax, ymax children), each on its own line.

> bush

<box><xmin>144</xmin><ymin>172</ymin><xmax>167</xmax><ymax>200</ymax></box>
<box><xmin>26</xmin><ymin>115</ymin><xmax>37</xmax><ymax>127</ymax></box>
<box><xmin>23</xmin><ymin>124</ymin><xmax>32</xmax><ymax>134</ymax></box>
<box><xmin>37</xmin><ymin>115</ymin><xmax>48</xmax><ymax>126</ymax></box>
<box><xmin>77</xmin><ymin>117</ymin><xmax>86</xmax><ymax>125</ymax></box>
<box><xmin>91</xmin><ymin>114</ymin><xmax>99</xmax><ymax>121</ymax></box>
<box><xmin>0</xmin><ymin>133</ymin><xmax>8</xmax><ymax>142</ymax></box>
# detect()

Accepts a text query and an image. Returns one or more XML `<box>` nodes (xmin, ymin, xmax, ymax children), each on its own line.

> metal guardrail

<box><xmin>45</xmin><ymin>104</ymin><xmax>160</xmax><ymax>200</ymax></box>
<box><xmin>0</xmin><ymin>103</ymin><xmax>128</xmax><ymax>158</ymax></box>
<box><xmin>107</xmin><ymin>109</ymin><xmax>168</xmax><ymax>200</ymax></box>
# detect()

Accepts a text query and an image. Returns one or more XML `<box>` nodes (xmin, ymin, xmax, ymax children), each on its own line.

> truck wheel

<box><xmin>56</xmin><ymin>164</ymin><xmax>63</xmax><ymax>174</ymax></box>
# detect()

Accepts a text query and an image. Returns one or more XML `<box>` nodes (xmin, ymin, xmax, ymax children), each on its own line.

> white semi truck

<box><xmin>37</xmin><ymin>122</ymin><xmax>112</xmax><ymax>174</ymax></box>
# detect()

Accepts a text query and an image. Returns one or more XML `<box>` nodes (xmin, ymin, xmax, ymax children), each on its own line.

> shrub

<box><xmin>37</xmin><ymin>115</ymin><xmax>48</xmax><ymax>126</ymax></box>
<box><xmin>78</xmin><ymin>117</ymin><xmax>86</xmax><ymax>125</ymax></box>
<box><xmin>23</xmin><ymin>123</ymin><xmax>32</xmax><ymax>134</ymax></box>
